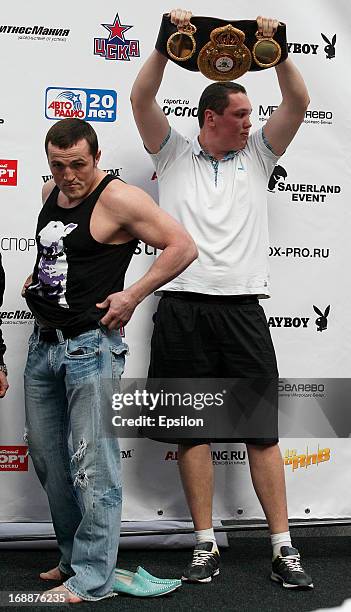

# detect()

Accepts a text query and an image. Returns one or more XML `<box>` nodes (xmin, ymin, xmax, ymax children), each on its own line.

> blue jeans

<box><xmin>24</xmin><ymin>325</ymin><xmax>128</xmax><ymax>600</ymax></box>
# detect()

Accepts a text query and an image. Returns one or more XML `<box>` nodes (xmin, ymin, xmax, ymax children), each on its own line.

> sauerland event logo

<box><xmin>0</xmin><ymin>23</ymin><xmax>69</xmax><ymax>42</ymax></box>
<box><xmin>165</xmin><ymin>449</ymin><xmax>246</xmax><ymax>466</ymax></box>
<box><xmin>268</xmin><ymin>164</ymin><xmax>341</xmax><ymax>204</ymax></box>
<box><xmin>94</xmin><ymin>13</ymin><xmax>140</xmax><ymax>61</ymax></box>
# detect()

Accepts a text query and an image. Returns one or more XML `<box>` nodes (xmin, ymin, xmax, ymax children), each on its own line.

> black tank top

<box><xmin>25</xmin><ymin>175</ymin><xmax>138</xmax><ymax>329</ymax></box>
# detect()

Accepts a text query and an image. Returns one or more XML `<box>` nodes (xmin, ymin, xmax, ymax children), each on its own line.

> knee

<box><xmin>99</xmin><ymin>486</ymin><xmax>122</xmax><ymax>507</ymax></box>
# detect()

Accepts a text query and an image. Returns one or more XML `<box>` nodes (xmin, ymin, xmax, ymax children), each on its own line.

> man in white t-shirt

<box><xmin>131</xmin><ymin>10</ymin><xmax>313</xmax><ymax>589</ymax></box>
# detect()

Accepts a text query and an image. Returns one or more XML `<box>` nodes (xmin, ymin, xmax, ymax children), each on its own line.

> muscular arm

<box><xmin>130</xmin><ymin>49</ymin><xmax>170</xmax><ymax>153</ymax></box>
<box><xmin>130</xmin><ymin>9</ymin><xmax>192</xmax><ymax>152</ymax></box>
<box><xmin>251</xmin><ymin>17</ymin><xmax>309</xmax><ymax>156</ymax></box>
<box><xmin>97</xmin><ymin>184</ymin><xmax>198</xmax><ymax>328</ymax></box>
<box><xmin>264</xmin><ymin>57</ymin><xmax>310</xmax><ymax>156</ymax></box>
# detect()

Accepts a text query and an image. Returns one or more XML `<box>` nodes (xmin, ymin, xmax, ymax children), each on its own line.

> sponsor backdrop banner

<box><xmin>0</xmin><ymin>0</ymin><xmax>350</xmax><ymax>532</ymax></box>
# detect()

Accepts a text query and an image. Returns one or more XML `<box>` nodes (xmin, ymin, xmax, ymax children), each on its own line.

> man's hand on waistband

<box><xmin>96</xmin><ymin>289</ymin><xmax>138</xmax><ymax>330</ymax></box>
<box><xmin>0</xmin><ymin>371</ymin><xmax>9</xmax><ymax>398</ymax></box>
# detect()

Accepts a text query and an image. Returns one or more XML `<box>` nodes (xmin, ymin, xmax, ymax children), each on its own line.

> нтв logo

<box><xmin>268</xmin><ymin>165</ymin><xmax>287</xmax><ymax>192</ymax></box>
<box><xmin>45</xmin><ymin>87</ymin><xmax>117</xmax><ymax>122</ymax></box>
<box><xmin>0</xmin><ymin>160</ymin><xmax>17</xmax><ymax>186</ymax></box>
<box><xmin>313</xmin><ymin>305</ymin><xmax>330</xmax><ymax>332</ymax></box>
<box><xmin>94</xmin><ymin>12</ymin><xmax>140</xmax><ymax>61</ymax></box>
<box><xmin>321</xmin><ymin>33</ymin><xmax>336</xmax><ymax>59</ymax></box>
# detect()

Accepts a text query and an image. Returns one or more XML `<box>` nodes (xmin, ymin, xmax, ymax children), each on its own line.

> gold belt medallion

<box><xmin>167</xmin><ymin>22</ymin><xmax>197</xmax><ymax>62</ymax></box>
<box><xmin>197</xmin><ymin>25</ymin><xmax>252</xmax><ymax>81</ymax></box>
<box><xmin>252</xmin><ymin>30</ymin><xmax>281</xmax><ymax>68</ymax></box>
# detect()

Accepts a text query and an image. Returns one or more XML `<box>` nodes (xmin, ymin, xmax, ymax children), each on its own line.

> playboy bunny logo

<box><xmin>313</xmin><ymin>305</ymin><xmax>330</xmax><ymax>332</ymax></box>
<box><xmin>321</xmin><ymin>33</ymin><xmax>336</xmax><ymax>59</ymax></box>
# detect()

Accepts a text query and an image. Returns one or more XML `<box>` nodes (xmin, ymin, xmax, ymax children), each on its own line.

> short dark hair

<box><xmin>197</xmin><ymin>82</ymin><xmax>247</xmax><ymax>128</ymax></box>
<box><xmin>45</xmin><ymin>118</ymin><xmax>99</xmax><ymax>158</ymax></box>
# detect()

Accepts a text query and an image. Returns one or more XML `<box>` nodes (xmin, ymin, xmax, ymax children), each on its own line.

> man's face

<box><xmin>206</xmin><ymin>92</ymin><xmax>252</xmax><ymax>150</ymax></box>
<box><xmin>47</xmin><ymin>138</ymin><xmax>100</xmax><ymax>201</ymax></box>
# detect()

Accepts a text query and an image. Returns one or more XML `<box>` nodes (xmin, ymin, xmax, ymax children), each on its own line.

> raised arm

<box><xmin>130</xmin><ymin>50</ymin><xmax>169</xmax><ymax>153</ymax></box>
<box><xmin>258</xmin><ymin>17</ymin><xmax>310</xmax><ymax>156</ymax></box>
<box><xmin>130</xmin><ymin>9</ymin><xmax>192</xmax><ymax>153</ymax></box>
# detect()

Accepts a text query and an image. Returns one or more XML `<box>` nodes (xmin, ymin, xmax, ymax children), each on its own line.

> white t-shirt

<box><xmin>149</xmin><ymin>127</ymin><xmax>279</xmax><ymax>297</ymax></box>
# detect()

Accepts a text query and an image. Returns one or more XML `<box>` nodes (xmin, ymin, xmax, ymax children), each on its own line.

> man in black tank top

<box><xmin>23</xmin><ymin>118</ymin><xmax>197</xmax><ymax>602</ymax></box>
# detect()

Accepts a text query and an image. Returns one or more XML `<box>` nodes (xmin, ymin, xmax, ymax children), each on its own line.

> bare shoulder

<box><xmin>42</xmin><ymin>179</ymin><xmax>56</xmax><ymax>204</ymax></box>
<box><xmin>101</xmin><ymin>179</ymin><xmax>155</xmax><ymax>215</ymax></box>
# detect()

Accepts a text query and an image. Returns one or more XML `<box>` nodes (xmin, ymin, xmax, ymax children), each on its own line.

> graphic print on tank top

<box><xmin>29</xmin><ymin>220</ymin><xmax>78</xmax><ymax>308</ymax></box>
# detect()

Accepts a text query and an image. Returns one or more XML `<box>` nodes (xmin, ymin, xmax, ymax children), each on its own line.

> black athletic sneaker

<box><xmin>271</xmin><ymin>546</ymin><xmax>313</xmax><ymax>589</ymax></box>
<box><xmin>182</xmin><ymin>542</ymin><xmax>220</xmax><ymax>583</ymax></box>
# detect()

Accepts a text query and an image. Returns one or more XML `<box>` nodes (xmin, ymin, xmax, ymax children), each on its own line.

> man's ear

<box><xmin>94</xmin><ymin>150</ymin><xmax>101</xmax><ymax>166</ymax></box>
<box><xmin>204</xmin><ymin>109</ymin><xmax>215</xmax><ymax>126</ymax></box>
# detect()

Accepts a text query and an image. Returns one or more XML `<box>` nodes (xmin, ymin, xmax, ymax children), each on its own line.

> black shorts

<box><xmin>147</xmin><ymin>292</ymin><xmax>279</xmax><ymax>446</ymax></box>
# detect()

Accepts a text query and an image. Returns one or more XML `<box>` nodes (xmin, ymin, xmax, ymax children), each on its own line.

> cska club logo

<box><xmin>94</xmin><ymin>12</ymin><xmax>140</xmax><ymax>61</ymax></box>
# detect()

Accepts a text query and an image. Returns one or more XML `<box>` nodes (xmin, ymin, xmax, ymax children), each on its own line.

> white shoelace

<box><xmin>282</xmin><ymin>554</ymin><xmax>304</xmax><ymax>573</ymax></box>
<box><xmin>191</xmin><ymin>550</ymin><xmax>215</xmax><ymax>567</ymax></box>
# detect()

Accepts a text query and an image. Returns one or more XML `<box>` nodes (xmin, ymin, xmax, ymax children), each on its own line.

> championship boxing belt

<box><xmin>155</xmin><ymin>14</ymin><xmax>288</xmax><ymax>81</ymax></box>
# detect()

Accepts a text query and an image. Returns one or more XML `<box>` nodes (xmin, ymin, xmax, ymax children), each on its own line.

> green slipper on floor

<box><xmin>113</xmin><ymin>570</ymin><xmax>181</xmax><ymax>597</ymax></box>
<box><xmin>137</xmin><ymin>566</ymin><xmax>181</xmax><ymax>584</ymax></box>
<box><xmin>116</xmin><ymin>566</ymin><xmax>181</xmax><ymax>586</ymax></box>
